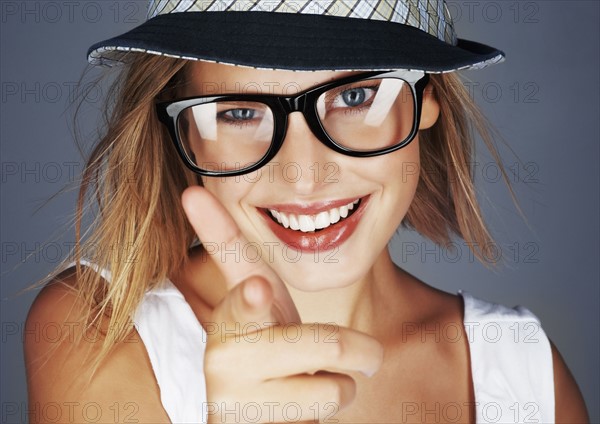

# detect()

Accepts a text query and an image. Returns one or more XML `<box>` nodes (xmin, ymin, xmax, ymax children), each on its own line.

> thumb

<box><xmin>210</xmin><ymin>276</ymin><xmax>279</xmax><ymax>339</ymax></box>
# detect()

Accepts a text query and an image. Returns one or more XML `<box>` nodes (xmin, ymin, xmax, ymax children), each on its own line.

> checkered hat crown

<box><xmin>147</xmin><ymin>0</ymin><xmax>458</xmax><ymax>46</ymax></box>
<box><xmin>88</xmin><ymin>0</ymin><xmax>504</xmax><ymax>71</ymax></box>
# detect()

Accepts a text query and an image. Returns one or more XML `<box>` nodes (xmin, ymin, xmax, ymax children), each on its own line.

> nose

<box><xmin>271</xmin><ymin>112</ymin><xmax>338</xmax><ymax>195</ymax></box>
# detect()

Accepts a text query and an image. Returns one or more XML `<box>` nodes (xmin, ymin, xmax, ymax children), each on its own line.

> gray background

<box><xmin>1</xmin><ymin>1</ymin><xmax>598</xmax><ymax>422</ymax></box>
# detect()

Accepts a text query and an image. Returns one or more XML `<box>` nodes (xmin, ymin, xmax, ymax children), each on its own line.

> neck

<box><xmin>285</xmin><ymin>249</ymin><xmax>405</xmax><ymax>336</ymax></box>
<box><xmin>174</xmin><ymin>245</ymin><xmax>419</xmax><ymax>341</ymax></box>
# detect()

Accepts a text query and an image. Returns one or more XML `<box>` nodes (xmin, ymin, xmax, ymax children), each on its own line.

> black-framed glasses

<box><xmin>156</xmin><ymin>70</ymin><xmax>430</xmax><ymax>177</ymax></box>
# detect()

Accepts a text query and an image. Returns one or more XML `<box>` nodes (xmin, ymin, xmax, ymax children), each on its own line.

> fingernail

<box><xmin>243</xmin><ymin>279</ymin><xmax>262</xmax><ymax>306</ymax></box>
<box><xmin>362</xmin><ymin>369</ymin><xmax>377</xmax><ymax>378</ymax></box>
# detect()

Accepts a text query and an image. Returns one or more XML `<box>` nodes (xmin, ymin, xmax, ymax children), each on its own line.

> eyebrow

<box><xmin>182</xmin><ymin>70</ymin><xmax>369</xmax><ymax>97</ymax></box>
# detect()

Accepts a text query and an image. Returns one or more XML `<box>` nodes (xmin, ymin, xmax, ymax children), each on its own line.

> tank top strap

<box><xmin>458</xmin><ymin>290</ymin><xmax>555</xmax><ymax>423</ymax></box>
<box><xmin>66</xmin><ymin>259</ymin><xmax>208</xmax><ymax>423</ymax></box>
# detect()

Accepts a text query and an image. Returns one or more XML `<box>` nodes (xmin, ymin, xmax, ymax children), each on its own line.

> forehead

<box><xmin>180</xmin><ymin>61</ymin><xmax>359</xmax><ymax>96</ymax></box>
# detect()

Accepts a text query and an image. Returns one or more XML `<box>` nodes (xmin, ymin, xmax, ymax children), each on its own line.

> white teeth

<box><xmin>280</xmin><ymin>213</ymin><xmax>290</xmax><ymax>228</ymax></box>
<box><xmin>268</xmin><ymin>198</ymin><xmax>362</xmax><ymax>232</ymax></box>
<box><xmin>299</xmin><ymin>215</ymin><xmax>316</xmax><ymax>232</ymax></box>
<box><xmin>339</xmin><ymin>205</ymin><xmax>349</xmax><ymax>218</ymax></box>
<box><xmin>315</xmin><ymin>211</ymin><xmax>330</xmax><ymax>230</ymax></box>
<box><xmin>329</xmin><ymin>208</ymin><xmax>340</xmax><ymax>224</ymax></box>
<box><xmin>289</xmin><ymin>214</ymin><xmax>300</xmax><ymax>231</ymax></box>
<box><xmin>269</xmin><ymin>209</ymin><xmax>281</xmax><ymax>223</ymax></box>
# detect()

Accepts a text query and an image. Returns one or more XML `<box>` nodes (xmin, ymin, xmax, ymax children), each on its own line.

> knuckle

<box><xmin>202</xmin><ymin>350</ymin><xmax>221</xmax><ymax>377</ymax></box>
<box><xmin>323</xmin><ymin>335</ymin><xmax>345</xmax><ymax>361</ymax></box>
<box><xmin>319</xmin><ymin>376</ymin><xmax>354</xmax><ymax>407</ymax></box>
<box><xmin>323</xmin><ymin>379</ymin><xmax>344</xmax><ymax>405</ymax></box>
<box><xmin>203</xmin><ymin>344</ymin><xmax>235</xmax><ymax>376</ymax></box>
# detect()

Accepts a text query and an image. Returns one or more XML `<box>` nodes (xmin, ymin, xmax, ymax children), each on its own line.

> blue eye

<box><xmin>226</xmin><ymin>108</ymin><xmax>256</xmax><ymax>120</ymax></box>
<box><xmin>328</xmin><ymin>85</ymin><xmax>377</xmax><ymax>110</ymax></box>
<box><xmin>341</xmin><ymin>88</ymin><xmax>367</xmax><ymax>107</ymax></box>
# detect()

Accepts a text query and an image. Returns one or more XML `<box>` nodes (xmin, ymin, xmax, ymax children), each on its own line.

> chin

<box><xmin>270</xmin><ymin>252</ymin><xmax>372</xmax><ymax>292</ymax></box>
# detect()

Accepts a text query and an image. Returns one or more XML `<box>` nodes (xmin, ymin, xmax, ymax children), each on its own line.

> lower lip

<box><xmin>259</xmin><ymin>196</ymin><xmax>370</xmax><ymax>253</ymax></box>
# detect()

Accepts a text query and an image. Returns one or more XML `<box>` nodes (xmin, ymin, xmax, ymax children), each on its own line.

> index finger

<box><xmin>181</xmin><ymin>186</ymin><xmax>300</xmax><ymax>323</ymax></box>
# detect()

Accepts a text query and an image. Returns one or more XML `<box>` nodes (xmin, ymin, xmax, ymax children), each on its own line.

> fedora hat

<box><xmin>87</xmin><ymin>0</ymin><xmax>505</xmax><ymax>72</ymax></box>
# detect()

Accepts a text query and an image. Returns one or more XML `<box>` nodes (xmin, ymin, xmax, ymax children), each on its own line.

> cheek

<box><xmin>357</xmin><ymin>136</ymin><xmax>421</xmax><ymax>237</ymax></box>
<box><xmin>392</xmin><ymin>144</ymin><xmax>420</xmax><ymax>206</ymax></box>
<box><xmin>370</xmin><ymin>140</ymin><xmax>421</xmax><ymax>267</ymax></box>
<box><xmin>357</xmin><ymin>135</ymin><xmax>421</xmax><ymax>193</ymax></box>
<box><xmin>200</xmin><ymin>177</ymin><xmax>253</xmax><ymax>215</ymax></box>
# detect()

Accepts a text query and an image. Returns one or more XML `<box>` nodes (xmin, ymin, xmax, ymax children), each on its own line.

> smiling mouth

<box><xmin>264</xmin><ymin>198</ymin><xmax>362</xmax><ymax>233</ymax></box>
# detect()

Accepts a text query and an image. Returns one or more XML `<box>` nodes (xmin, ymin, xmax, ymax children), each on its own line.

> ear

<box><xmin>418</xmin><ymin>83</ymin><xmax>440</xmax><ymax>130</ymax></box>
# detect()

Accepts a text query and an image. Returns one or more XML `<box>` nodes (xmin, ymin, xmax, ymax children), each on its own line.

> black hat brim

<box><xmin>87</xmin><ymin>11</ymin><xmax>505</xmax><ymax>72</ymax></box>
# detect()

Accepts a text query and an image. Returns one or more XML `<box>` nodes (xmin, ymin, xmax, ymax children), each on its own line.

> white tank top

<box><xmin>70</xmin><ymin>259</ymin><xmax>555</xmax><ymax>423</ymax></box>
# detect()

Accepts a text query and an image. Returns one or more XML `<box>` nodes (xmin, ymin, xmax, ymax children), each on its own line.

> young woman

<box><xmin>24</xmin><ymin>1</ymin><xmax>589</xmax><ymax>423</ymax></box>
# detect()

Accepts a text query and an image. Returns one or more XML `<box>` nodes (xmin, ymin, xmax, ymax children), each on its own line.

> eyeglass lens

<box><xmin>176</xmin><ymin>78</ymin><xmax>415</xmax><ymax>172</ymax></box>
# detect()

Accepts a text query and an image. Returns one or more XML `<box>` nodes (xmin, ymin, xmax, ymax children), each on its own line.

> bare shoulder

<box><xmin>392</xmin><ymin>267</ymin><xmax>469</xmax><ymax>355</ymax></box>
<box><xmin>24</xmin><ymin>266</ymin><xmax>171</xmax><ymax>423</ymax></box>
<box><xmin>398</xmin><ymin>271</ymin><xmax>590</xmax><ymax>423</ymax></box>
<box><xmin>550</xmin><ymin>339</ymin><xmax>590</xmax><ymax>423</ymax></box>
<box><xmin>399</xmin><ymin>267</ymin><xmax>465</xmax><ymax>322</ymax></box>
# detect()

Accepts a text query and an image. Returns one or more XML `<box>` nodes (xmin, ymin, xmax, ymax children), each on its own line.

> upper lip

<box><xmin>260</xmin><ymin>195</ymin><xmax>366</xmax><ymax>215</ymax></box>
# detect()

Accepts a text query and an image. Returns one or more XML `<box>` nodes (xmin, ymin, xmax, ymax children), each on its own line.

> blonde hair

<box><xmin>36</xmin><ymin>53</ymin><xmax>517</xmax><ymax>377</ymax></box>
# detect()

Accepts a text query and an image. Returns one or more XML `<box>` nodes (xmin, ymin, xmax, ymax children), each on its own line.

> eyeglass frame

<box><xmin>155</xmin><ymin>69</ymin><xmax>431</xmax><ymax>177</ymax></box>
